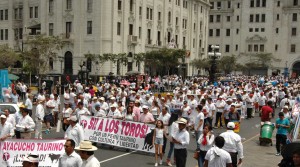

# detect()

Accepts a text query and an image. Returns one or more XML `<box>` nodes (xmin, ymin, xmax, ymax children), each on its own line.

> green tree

<box><xmin>218</xmin><ymin>55</ymin><xmax>238</xmax><ymax>74</ymax></box>
<box><xmin>190</xmin><ymin>58</ymin><xmax>210</xmax><ymax>71</ymax></box>
<box><xmin>0</xmin><ymin>44</ymin><xmax>19</xmax><ymax>69</ymax></box>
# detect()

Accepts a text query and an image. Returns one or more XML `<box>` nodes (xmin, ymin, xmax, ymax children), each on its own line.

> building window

<box><xmin>67</xmin><ymin>0</ymin><xmax>72</xmax><ymax>10</ymax></box>
<box><xmin>237</xmin><ymin>3</ymin><xmax>240</xmax><ymax>8</ymax></box>
<box><xmin>237</xmin><ymin>15</ymin><xmax>239</xmax><ymax>21</ymax></box>
<box><xmin>49</xmin><ymin>57</ymin><xmax>54</xmax><ymax>70</ymax></box>
<box><xmin>276</xmin><ymin>14</ymin><xmax>280</xmax><ymax>20</ymax></box>
<box><xmin>0</xmin><ymin>29</ymin><xmax>3</xmax><ymax>40</ymax></box>
<box><xmin>194</xmin><ymin>23</ymin><xmax>196</xmax><ymax>31</ymax></box>
<box><xmin>19</xmin><ymin>28</ymin><xmax>23</xmax><ymax>39</ymax></box>
<box><xmin>19</xmin><ymin>8</ymin><xmax>22</xmax><ymax>19</ymax></box>
<box><xmin>209</xmin><ymin>29</ymin><xmax>213</xmax><ymax>37</ymax></box>
<box><xmin>256</xmin><ymin>0</ymin><xmax>260</xmax><ymax>7</ymax></box>
<box><xmin>14</xmin><ymin>9</ymin><xmax>18</xmax><ymax>20</ymax></box>
<box><xmin>294</xmin><ymin>0</ymin><xmax>299</xmax><ymax>6</ymax></box>
<box><xmin>262</xmin><ymin>0</ymin><xmax>266</xmax><ymax>7</ymax></box>
<box><xmin>176</xmin><ymin>17</ymin><xmax>178</xmax><ymax>25</ymax></box>
<box><xmin>260</xmin><ymin>44</ymin><xmax>264</xmax><ymax>52</ymax></box>
<box><xmin>87</xmin><ymin>21</ymin><xmax>92</xmax><ymax>34</ymax></box>
<box><xmin>255</xmin><ymin>14</ymin><xmax>260</xmax><ymax>22</ymax></box>
<box><xmin>250</xmin><ymin>0</ymin><xmax>254</xmax><ymax>7</ymax></box>
<box><xmin>4</xmin><ymin>9</ymin><xmax>8</xmax><ymax>20</ymax></box>
<box><xmin>261</xmin><ymin>28</ymin><xmax>265</xmax><ymax>32</ymax></box>
<box><xmin>235</xmin><ymin>45</ymin><xmax>238</xmax><ymax>51</ymax></box>
<box><xmin>193</xmin><ymin>38</ymin><xmax>195</xmax><ymax>48</ymax></box>
<box><xmin>118</xmin><ymin>0</ymin><xmax>122</xmax><ymax>10</ymax></box>
<box><xmin>291</xmin><ymin>44</ymin><xmax>296</xmax><ymax>53</ymax></box>
<box><xmin>226</xmin><ymin>16</ymin><xmax>231</xmax><ymax>22</ymax></box>
<box><xmin>168</xmin><ymin>12</ymin><xmax>171</xmax><ymax>23</ymax></box>
<box><xmin>216</xmin><ymin>15</ymin><xmax>221</xmax><ymax>22</ymax></box>
<box><xmin>129</xmin><ymin>0</ymin><xmax>134</xmax><ymax>12</ymax></box>
<box><xmin>226</xmin><ymin>29</ymin><xmax>230</xmax><ymax>36</ymax></box>
<box><xmin>158</xmin><ymin>12</ymin><xmax>161</xmax><ymax>21</ymax></box>
<box><xmin>275</xmin><ymin>44</ymin><xmax>278</xmax><ymax>51</ymax></box>
<box><xmin>292</xmin><ymin>28</ymin><xmax>297</xmax><ymax>36</ymax></box>
<box><xmin>216</xmin><ymin>29</ymin><xmax>220</xmax><ymax>36</ymax></box>
<box><xmin>117</xmin><ymin>22</ymin><xmax>121</xmax><ymax>35</ymax></box>
<box><xmin>147</xmin><ymin>29</ymin><xmax>151</xmax><ymax>44</ymax></box>
<box><xmin>276</xmin><ymin>28</ymin><xmax>279</xmax><ymax>34</ymax></box>
<box><xmin>138</xmin><ymin>27</ymin><xmax>141</xmax><ymax>39</ymax></box>
<box><xmin>228</xmin><ymin>1</ymin><xmax>231</xmax><ymax>8</ymax></box>
<box><xmin>139</xmin><ymin>6</ymin><xmax>142</xmax><ymax>15</ymax></box>
<box><xmin>261</xmin><ymin>14</ymin><xmax>265</xmax><ymax>22</ymax></box>
<box><xmin>225</xmin><ymin>45</ymin><xmax>230</xmax><ymax>52</ymax></box>
<box><xmin>157</xmin><ymin>31</ymin><xmax>161</xmax><ymax>45</ymax></box>
<box><xmin>5</xmin><ymin>29</ymin><xmax>8</xmax><ymax>40</ymax></box>
<box><xmin>236</xmin><ymin>29</ymin><xmax>239</xmax><ymax>34</ymax></box>
<box><xmin>146</xmin><ymin>7</ymin><xmax>153</xmax><ymax>20</ymax></box>
<box><xmin>49</xmin><ymin>23</ymin><xmax>54</xmax><ymax>36</ymax></box>
<box><xmin>254</xmin><ymin>45</ymin><xmax>258</xmax><ymax>52</ymax></box>
<box><xmin>277</xmin><ymin>1</ymin><xmax>280</xmax><ymax>7</ymax></box>
<box><xmin>210</xmin><ymin>2</ymin><xmax>214</xmax><ymax>9</ymax></box>
<box><xmin>34</xmin><ymin>6</ymin><xmax>38</xmax><ymax>18</ymax></box>
<box><xmin>209</xmin><ymin>15</ymin><xmax>214</xmax><ymax>22</ymax></box>
<box><xmin>249</xmin><ymin>14</ymin><xmax>253</xmax><ymax>22</ymax></box>
<box><xmin>0</xmin><ymin>10</ymin><xmax>3</xmax><ymax>20</ymax></box>
<box><xmin>87</xmin><ymin>0</ymin><xmax>93</xmax><ymax>11</ymax></box>
<box><xmin>217</xmin><ymin>1</ymin><xmax>221</xmax><ymax>9</ymax></box>
<box><xmin>183</xmin><ymin>37</ymin><xmax>186</xmax><ymax>47</ymax></box>
<box><xmin>129</xmin><ymin>24</ymin><xmax>133</xmax><ymax>35</ymax></box>
<box><xmin>255</xmin><ymin>28</ymin><xmax>259</xmax><ymax>32</ymax></box>
<box><xmin>292</xmin><ymin>13</ymin><xmax>297</xmax><ymax>21</ymax></box>
<box><xmin>30</xmin><ymin>7</ymin><xmax>33</xmax><ymax>18</ymax></box>
<box><xmin>249</xmin><ymin>28</ymin><xmax>253</xmax><ymax>32</ymax></box>
<box><xmin>66</xmin><ymin>22</ymin><xmax>72</xmax><ymax>35</ymax></box>
<box><xmin>49</xmin><ymin>0</ymin><xmax>54</xmax><ymax>13</ymax></box>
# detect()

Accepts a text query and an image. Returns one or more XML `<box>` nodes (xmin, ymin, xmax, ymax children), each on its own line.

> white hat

<box><xmin>0</xmin><ymin>115</ymin><xmax>6</xmax><ymax>119</ymax></box>
<box><xmin>23</xmin><ymin>154</ymin><xmax>39</xmax><ymax>163</ymax></box>
<box><xmin>75</xmin><ymin>141</ymin><xmax>98</xmax><ymax>151</ymax></box>
<box><xmin>226</xmin><ymin>98</ymin><xmax>233</xmax><ymax>102</ymax></box>
<box><xmin>176</xmin><ymin>118</ymin><xmax>187</xmax><ymax>124</ymax></box>
<box><xmin>227</xmin><ymin>122</ymin><xmax>235</xmax><ymax>129</ymax></box>
<box><xmin>67</xmin><ymin>116</ymin><xmax>77</xmax><ymax>122</ymax></box>
<box><xmin>110</xmin><ymin>97</ymin><xmax>116</xmax><ymax>100</ymax></box>
<box><xmin>135</xmin><ymin>100</ymin><xmax>140</xmax><ymax>103</ymax></box>
<box><xmin>142</xmin><ymin>105</ymin><xmax>149</xmax><ymax>109</ymax></box>
<box><xmin>283</xmin><ymin>105</ymin><xmax>289</xmax><ymax>109</ymax></box>
<box><xmin>99</xmin><ymin>97</ymin><xmax>105</xmax><ymax>101</ymax></box>
<box><xmin>146</xmin><ymin>94</ymin><xmax>150</xmax><ymax>97</ymax></box>
<box><xmin>93</xmin><ymin>97</ymin><xmax>97</xmax><ymax>100</ymax></box>
<box><xmin>110</xmin><ymin>104</ymin><xmax>118</xmax><ymax>108</ymax></box>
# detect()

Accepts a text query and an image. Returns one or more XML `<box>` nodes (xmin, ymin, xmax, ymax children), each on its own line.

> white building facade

<box><xmin>208</xmin><ymin>0</ymin><xmax>300</xmax><ymax>76</ymax></box>
<box><xmin>0</xmin><ymin>0</ymin><xmax>210</xmax><ymax>77</ymax></box>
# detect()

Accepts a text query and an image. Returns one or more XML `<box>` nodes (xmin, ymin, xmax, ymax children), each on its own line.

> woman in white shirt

<box><xmin>197</xmin><ymin>125</ymin><xmax>215</xmax><ymax>167</ymax></box>
<box><xmin>124</xmin><ymin>106</ymin><xmax>135</xmax><ymax>121</ymax></box>
<box><xmin>62</xmin><ymin>102</ymin><xmax>73</xmax><ymax>131</ymax></box>
<box><xmin>181</xmin><ymin>101</ymin><xmax>191</xmax><ymax>120</ymax></box>
<box><xmin>151</xmin><ymin>100</ymin><xmax>161</xmax><ymax>120</ymax></box>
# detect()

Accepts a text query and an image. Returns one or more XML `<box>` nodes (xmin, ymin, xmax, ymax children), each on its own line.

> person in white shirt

<box><xmin>35</xmin><ymin>99</ymin><xmax>45</xmax><ymax>139</ymax></box>
<box><xmin>94</xmin><ymin>104</ymin><xmax>106</xmax><ymax>117</ymax></box>
<box><xmin>44</xmin><ymin>94</ymin><xmax>55</xmax><ymax>133</ymax></box>
<box><xmin>65</xmin><ymin>116</ymin><xmax>84</xmax><ymax>147</ymax></box>
<box><xmin>157</xmin><ymin>106</ymin><xmax>171</xmax><ymax>154</ymax></box>
<box><xmin>214</xmin><ymin>96</ymin><xmax>226</xmax><ymax>128</ymax></box>
<box><xmin>99</xmin><ymin>97</ymin><xmax>109</xmax><ymax>112</ymax></box>
<box><xmin>197</xmin><ymin>125</ymin><xmax>215</xmax><ymax>167</ymax></box>
<box><xmin>75</xmin><ymin>141</ymin><xmax>100</xmax><ymax>167</ymax></box>
<box><xmin>220</xmin><ymin>122</ymin><xmax>244</xmax><ymax>167</ymax></box>
<box><xmin>58</xmin><ymin>139</ymin><xmax>82</xmax><ymax>167</ymax></box>
<box><xmin>194</xmin><ymin>105</ymin><xmax>204</xmax><ymax>149</ymax></box>
<box><xmin>172</xmin><ymin>118</ymin><xmax>190</xmax><ymax>167</ymax></box>
<box><xmin>62</xmin><ymin>102</ymin><xmax>73</xmax><ymax>131</ymax></box>
<box><xmin>24</xmin><ymin>94</ymin><xmax>33</xmax><ymax>116</ymax></box>
<box><xmin>74</xmin><ymin>102</ymin><xmax>91</xmax><ymax>120</ymax></box>
<box><xmin>0</xmin><ymin>115</ymin><xmax>14</xmax><ymax>141</ymax></box>
<box><xmin>3</xmin><ymin>109</ymin><xmax>16</xmax><ymax>128</ymax></box>
<box><xmin>107</xmin><ymin>104</ymin><xmax>123</xmax><ymax>119</ymax></box>
<box><xmin>16</xmin><ymin>108</ymin><xmax>35</xmax><ymax>139</ymax></box>
<box><xmin>3</xmin><ymin>89</ymin><xmax>11</xmax><ymax>102</ymax></box>
<box><xmin>52</xmin><ymin>94</ymin><xmax>61</xmax><ymax>127</ymax></box>
<box><xmin>204</xmin><ymin>136</ymin><xmax>232</xmax><ymax>167</ymax></box>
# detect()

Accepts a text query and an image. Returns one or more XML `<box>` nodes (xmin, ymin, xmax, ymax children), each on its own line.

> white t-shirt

<box><xmin>205</xmin><ymin>146</ymin><xmax>232</xmax><ymax>167</ymax></box>
<box><xmin>155</xmin><ymin>128</ymin><xmax>164</xmax><ymax>138</ymax></box>
<box><xmin>194</xmin><ymin>112</ymin><xmax>204</xmax><ymax>132</ymax></box>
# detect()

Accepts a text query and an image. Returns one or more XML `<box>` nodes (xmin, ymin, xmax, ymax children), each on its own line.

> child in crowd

<box><xmin>153</xmin><ymin>120</ymin><xmax>165</xmax><ymax>166</ymax></box>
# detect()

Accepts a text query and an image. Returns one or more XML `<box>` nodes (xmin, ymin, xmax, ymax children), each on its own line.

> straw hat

<box><xmin>75</xmin><ymin>141</ymin><xmax>98</xmax><ymax>151</ymax></box>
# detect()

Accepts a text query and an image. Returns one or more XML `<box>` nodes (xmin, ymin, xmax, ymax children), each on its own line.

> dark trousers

<box><xmin>215</xmin><ymin>112</ymin><xmax>223</xmax><ymax>127</ymax></box>
<box><xmin>229</xmin><ymin>152</ymin><xmax>238</xmax><ymax>167</ymax></box>
<box><xmin>247</xmin><ymin>108</ymin><xmax>252</xmax><ymax>119</ymax></box>
<box><xmin>15</xmin><ymin>130</ymin><xmax>21</xmax><ymax>139</ymax></box>
<box><xmin>276</xmin><ymin>134</ymin><xmax>287</xmax><ymax>153</ymax></box>
<box><xmin>174</xmin><ymin>148</ymin><xmax>187</xmax><ymax>167</ymax></box>
<box><xmin>162</xmin><ymin>135</ymin><xmax>167</xmax><ymax>154</ymax></box>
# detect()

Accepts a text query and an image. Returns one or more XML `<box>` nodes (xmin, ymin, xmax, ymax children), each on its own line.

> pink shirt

<box><xmin>140</xmin><ymin>112</ymin><xmax>155</xmax><ymax>123</ymax></box>
<box><xmin>133</xmin><ymin>106</ymin><xmax>141</xmax><ymax>122</ymax></box>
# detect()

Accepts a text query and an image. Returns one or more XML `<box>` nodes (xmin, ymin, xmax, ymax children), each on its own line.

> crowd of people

<box><xmin>0</xmin><ymin>75</ymin><xmax>300</xmax><ymax>167</ymax></box>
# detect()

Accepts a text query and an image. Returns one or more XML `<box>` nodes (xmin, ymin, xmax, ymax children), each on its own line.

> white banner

<box><xmin>0</xmin><ymin>139</ymin><xmax>65</xmax><ymax>167</ymax></box>
<box><xmin>80</xmin><ymin>116</ymin><xmax>155</xmax><ymax>153</ymax></box>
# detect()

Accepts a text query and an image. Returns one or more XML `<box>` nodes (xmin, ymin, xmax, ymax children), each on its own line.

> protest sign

<box><xmin>0</xmin><ymin>139</ymin><xmax>65</xmax><ymax>167</ymax></box>
<box><xmin>80</xmin><ymin>115</ymin><xmax>155</xmax><ymax>153</ymax></box>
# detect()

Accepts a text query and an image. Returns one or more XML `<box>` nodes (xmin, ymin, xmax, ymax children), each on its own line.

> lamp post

<box><xmin>208</xmin><ymin>45</ymin><xmax>221</xmax><ymax>84</ymax></box>
<box><xmin>58</xmin><ymin>56</ymin><xmax>64</xmax><ymax>95</ymax></box>
<box><xmin>78</xmin><ymin>60</ymin><xmax>86</xmax><ymax>83</ymax></box>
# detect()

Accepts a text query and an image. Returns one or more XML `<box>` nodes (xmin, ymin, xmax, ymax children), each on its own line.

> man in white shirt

<box><xmin>3</xmin><ymin>109</ymin><xmax>16</xmax><ymax>128</ymax></box>
<box><xmin>58</xmin><ymin>139</ymin><xmax>82</xmax><ymax>167</ymax></box>
<box><xmin>158</xmin><ymin>106</ymin><xmax>171</xmax><ymax>154</ymax></box>
<box><xmin>74</xmin><ymin>102</ymin><xmax>91</xmax><ymax>120</ymax></box>
<box><xmin>35</xmin><ymin>99</ymin><xmax>45</xmax><ymax>139</ymax></box>
<box><xmin>65</xmin><ymin>116</ymin><xmax>84</xmax><ymax>147</ymax></box>
<box><xmin>75</xmin><ymin>141</ymin><xmax>100</xmax><ymax>167</ymax></box>
<box><xmin>204</xmin><ymin>136</ymin><xmax>232</xmax><ymax>167</ymax></box>
<box><xmin>214</xmin><ymin>96</ymin><xmax>226</xmax><ymax>128</ymax></box>
<box><xmin>16</xmin><ymin>108</ymin><xmax>35</xmax><ymax>139</ymax></box>
<box><xmin>0</xmin><ymin>115</ymin><xmax>14</xmax><ymax>141</ymax></box>
<box><xmin>25</xmin><ymin>94</ymin><xmax>33</xmax><ymax>116</ymax></box>
<box><xmin>44</xmin><ymin>95</ymin><xmax>55</xmax><ymax>133</ymax></box>
<box><xmin>220</xmin><ymin>122</ymin><xmax>244</xmax><ymax>167</ymax></box>
<box><xmin>194</xmin><ymin>105</ymin><xmax>204</xmax><ymax>149</ymax></box>
<box><xmin>173</xmin><ymin>118</ymin><xmax>190</xmax><ymax>167</ymax></box>
<box><xmin>107</xmin><ymin>104</ymin><xmax>123</xmax><ymax>119</ymax></box>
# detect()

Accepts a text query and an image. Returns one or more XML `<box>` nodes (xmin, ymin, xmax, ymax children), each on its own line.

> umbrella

<box><xmin>120</xmin><ymin>80</ymin><xmax>131</xmax><ymax>86</ymax></box>
<box><xmin>8</xmin><ymin>74</ymin><xmax>19</xmax><ymax>81</ymax></box>
<box><xmin>125</xmin><ymin>70</ymin><xmax>141</xmax><ymax>76</ymax></box>
<box><xmin>281</xmin><ymin>142</ymin><xmax>300</xmax><ymax>159</ymax></box>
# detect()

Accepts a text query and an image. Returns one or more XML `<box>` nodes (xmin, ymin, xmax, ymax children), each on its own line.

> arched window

<box><xmin>64</xmin><ymin>51</ymin><xmax>73</xmax><ymax>74</ymax></box>
<box><xmin>49</xmin><ymin>57</ymin><xmax>54</xmax><ymax>70</ymax></box>
<box><xmin>168</xmin><ymin>12</ymin><xmax>172</xmax><ymax>23</ymax></box>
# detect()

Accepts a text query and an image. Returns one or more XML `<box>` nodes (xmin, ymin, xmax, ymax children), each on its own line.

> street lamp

<box><xmin>58</xmin><ymin>56</ymin><xmax>64</xmax><ymax>95</ymax></box>
<box><xmin>208</xmin><ymin>45</ymin><xmax>221</xmax><ymax>84</ymax></box>
<box><xmin>78</xmin><ymin>60</ymin><xmax>86</xmax><ymax>83</ymax></box>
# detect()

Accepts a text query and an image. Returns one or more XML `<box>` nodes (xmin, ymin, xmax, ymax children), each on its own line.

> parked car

<box><xmin>0</xmin><ymin>103</ymin><xmax>19</xmax><ymax>114</ymax></box>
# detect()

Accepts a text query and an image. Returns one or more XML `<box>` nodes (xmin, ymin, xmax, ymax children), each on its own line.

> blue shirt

<box><xmin>276</xmin><ymin>118</ymin><xmax>290</xmax><ymax>135</ymax></box>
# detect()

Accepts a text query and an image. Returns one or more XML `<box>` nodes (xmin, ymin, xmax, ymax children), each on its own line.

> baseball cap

<box><xmin>142</xmin><ymin>105</ymin><xmax>149</xmax><ymax>109</ymax></box>
<box><xmin>227</xmin><ymin>122</ymin><xmax>235</xmax><ymax>129</ymax></box>
<box><xmin>110</xmin><ymin>104</ymin><xmax>118</xmax><ymax>108</ymax></box>
<box><xmin>67</xmin><ymin>116</ymin><xmax>77</xmax><ymax>122</ymax></box>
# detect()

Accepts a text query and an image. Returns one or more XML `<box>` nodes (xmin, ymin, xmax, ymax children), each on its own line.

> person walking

<box><xmin>58</xmin><ymin>139</ymin><xmax>82</xmax><ymax>167</ymax></box>
<box><xmin>35</xmin><ymin>99</ymin><xmax>45</xmax><ymax>139</ymax></box>
<box><xmin>275</xmin><ymin>112</ymin><xmax>290</xmax><ymax>156</ymax></box>
<box><xmin>197</xmin><ymin>125</ymin><xmax>214</xmax><ymax>167</ymax></box>
<box><xmin>194</xmin><ymin>105</ymin><xmax>204</xmax><ymax>149</ymax></box>
<box><xmin>0</xmin><ymin>115</ymin><xmax>14</xmax><ymax>141</ymax></box>
<box><xmin>75</xmin><ymin>141</ymin><xmax>100</xmax><ymax>167</ymax></box>
<box><xmin>173</xmin><ymin>118</ymin><xmax>190</xmax><ymax>167</ymax></box>
<box><xmin>65</xmin><ymin>116</ymin><xmax>84</xmax><ymax>147</ymax></box>
<box><xmin>153</xmin><ymin>120</ymin><xmax>165</xmax><ymax>166</ymax></box>
<box><xmin>219</xmin><ymin>122</ymin><xmax>244</xmax><ymax>167</ymax></box>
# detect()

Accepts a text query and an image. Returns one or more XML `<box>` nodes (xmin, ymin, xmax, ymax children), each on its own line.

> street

<box><xmin>40</xmin><ymin>109</ymin><xmax>282</xmax><ymax>167</ymax></box>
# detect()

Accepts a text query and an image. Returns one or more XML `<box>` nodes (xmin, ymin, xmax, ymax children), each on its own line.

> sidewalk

<box><xmin>243</xmin><ymin>135</ymin><xmax>282</xmax><ymax>167</ymax></box>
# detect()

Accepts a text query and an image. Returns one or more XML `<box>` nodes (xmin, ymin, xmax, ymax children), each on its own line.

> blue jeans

<box><xmin>198</xmin><ymin>150</ymin><xmax>207</xmax><ymax>167</ymax></box>
<box><xmin>195</xmin><ymin>131</ymin><xmax>202</xmax><ymax>149</ymax></box>
<box><xmin>167</xmin><ymin>142</ymin><xmax>174</xmax><ymax>159</ymax></box>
